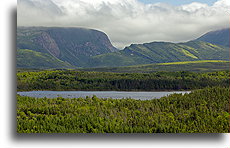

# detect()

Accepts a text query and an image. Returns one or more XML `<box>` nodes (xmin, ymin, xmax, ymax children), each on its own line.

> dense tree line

<box><xmin>17</xmin><ymin>70</ymin><xmax>229</xmax><ymax>91</ymax></box>
<box><xmin>17</xmin><ymin>87</ymin><xmax>229</xmax><ymax>133</ymax></box>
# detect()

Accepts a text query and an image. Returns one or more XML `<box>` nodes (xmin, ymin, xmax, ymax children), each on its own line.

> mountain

<box><xmin>17</xmin><ymin>27</ymin><xmax>229</xmax><ymax>69</ymax></box>
<box><xmin>87</xmin><ymin>41</ymin><xmax>229</xmax><ymax>67</ymax></box>
<box><xmin>196</xmin><ymin>28</ymin><xmax>229</xmax><ymax>48</ymax></box>
<box><xmin>17</xmin><ymin>27</ymin><xmax>118</xmax><ymax>68</ymax></box>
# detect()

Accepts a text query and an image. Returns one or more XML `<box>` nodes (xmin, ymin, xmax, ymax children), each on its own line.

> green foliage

<box><xmin>82</xmin><ymin>60</ymin><xmax>229</xmax><ymax>73</ymax></box>
<box><xmin>157</xmin><ymin>60</ymin><xmax>227</xmax><ymax>65</ymax></box>
<box><xmin>17</xmin><ymin>87</ymin><xmax>229</xmax><ymax>133</ymax></box>
<box><xmin>17</xmin><ymin>49</ymin><xmax>75</xmax><ymax>69</ymax></box>
<box><xmin>17</xmin><ymin>70</ymin><xmax>229</xmax><ymax>91</ymax></box>
<box><xmin>87</xmin><ymin>51</ymin><xmax>150</xmax><ymax>67</ymax></box>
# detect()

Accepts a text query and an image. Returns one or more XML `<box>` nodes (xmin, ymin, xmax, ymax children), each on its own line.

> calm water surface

<box><xmin>17</xmin><ymin>91</ymin><xmax>191</xmax><ymax>100</ymax></box>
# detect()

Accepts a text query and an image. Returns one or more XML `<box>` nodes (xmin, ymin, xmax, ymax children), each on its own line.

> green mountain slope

<box><xmin>17</xmin><ymin>27</ymin><xmax>118</xmax><ymax>67</ymax></box>
<box><xmin>17</xmin><ymin>27</ymin><xmax>229</xmax><ymax>69</ymax></box>
<box><xmin>88</xmin><ymin>41</ymin><xmax>229</xmax><ymax>67</ymax></box>
<box><xmin>196</xmin><ymin>28</ymin><xmax>229</xmax><ymax>48</ymax></box>
<box><xmin>17</xmin><ymin>49</ymin><xmax>75</xmax><ymax>69</ymax></box>
<box><xmin>81</xmin><ymin>60</ymin><xmax>229</xmax><ymax>73</ymax></box>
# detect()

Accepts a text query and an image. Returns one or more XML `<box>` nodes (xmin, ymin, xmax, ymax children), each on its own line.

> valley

<box><xmin>16</xmin><ymin>26</ymin><xmax>230</xmax><ymax>133</ymax></box>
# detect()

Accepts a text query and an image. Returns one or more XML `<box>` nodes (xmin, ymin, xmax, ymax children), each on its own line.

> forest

<box><xmin>17</xmin><ymin>70</ymin><xmax>229</xmax><ymax>91</ymax></box>
<box><xmin>17</xmin><ymin>87</ymin><xmax>229</xmax><ymax>133</ymax></box>
<box><xmin>17</xmin><ymin>70</ymin><xmax>229</xmax><ymax>133</ymax></box>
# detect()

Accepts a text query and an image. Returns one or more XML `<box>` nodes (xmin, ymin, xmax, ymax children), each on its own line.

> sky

<box><xmin>139</xmin><ymin>0</ymin><xmax>217</xmax><ymax>5</ymax></box>
<box><xmin>17</xmin><ymin>0</ymin><xmax>230</xmax><ymax>49</ymax></box>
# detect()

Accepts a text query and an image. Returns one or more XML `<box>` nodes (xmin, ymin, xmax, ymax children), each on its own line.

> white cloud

<box><xmin>17</xmin><ymin>0</ymin><xmax>230</xmax><ymax>49</ymax></box>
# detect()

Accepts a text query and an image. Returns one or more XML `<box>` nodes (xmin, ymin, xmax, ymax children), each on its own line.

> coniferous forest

<box><xmin>17</xmin><ymin>87</ymin><xmax>229</xmax><ymax>133</ymax></box>
<box><xmin>17</xmin><ymin>70</ymin><xmax>229</xmax><ymax>91</ymax></box>
<box><xmin>17</xmin><ymin>70</ymin><xmax>230</xmax><ymax>133</ymax></box>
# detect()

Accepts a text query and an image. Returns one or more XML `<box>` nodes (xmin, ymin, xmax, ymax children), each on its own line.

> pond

<box><xmin>17</xmin><ymin>91</ymin><xmax>191</xmax><ymax>100</ymax></box>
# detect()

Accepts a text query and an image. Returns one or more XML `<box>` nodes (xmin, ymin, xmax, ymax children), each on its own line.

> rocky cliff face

<box><xmin>17</xmin><ymin>27</ymin><xmax>118</xmax><ymax>67</ymax></box>
<box><xmin>46</xmin><ymin>28</ymin><xmax>117</xmax><ymax>57</ymax></box>
<box><xmin>33</xmin><ymin>32</ymin><xmax>61</xmax><ymax>58</ymax></box>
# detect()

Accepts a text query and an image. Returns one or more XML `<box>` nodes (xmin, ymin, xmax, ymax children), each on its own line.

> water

<box><xmin>17</xmin><ymin>91</ymin><xmax>190</xmax><ymax>100</ymax></box>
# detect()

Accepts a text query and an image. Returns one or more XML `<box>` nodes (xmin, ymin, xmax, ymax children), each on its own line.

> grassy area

<box><xmin>157</xmin><ymin>60</ymin><xmax>228</xmax><ymax>65</ymax></box>
<box><xmin>81</xmin><ymin>60</ymin><xmax>229</xmax><ymax>73</ymax></box>
<box><xmin>17</xmin><ymin>49</ymin><xmax>75</xmax><ymax>69</ymax></box>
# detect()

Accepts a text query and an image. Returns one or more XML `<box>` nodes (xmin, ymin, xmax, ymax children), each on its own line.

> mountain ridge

<box><xmin>196</xmin><ymin>28</ymin><xmax>229</xmax><ymax>48</ymax></box>
<box><xmin>17</xmin><ymin>27</ymin><xmax>229</xmax><ymax>69</ymax></box>
<box><xmin>87</xmin><ymin>40</ymin><xmax>229</xmax><ymax>67</ymax></box>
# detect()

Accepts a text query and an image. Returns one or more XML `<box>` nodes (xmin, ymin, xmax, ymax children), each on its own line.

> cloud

<box><xmin>17</xmin><ymin>0</ymin><xmax>230</xmax><ymax>49</ymax></box>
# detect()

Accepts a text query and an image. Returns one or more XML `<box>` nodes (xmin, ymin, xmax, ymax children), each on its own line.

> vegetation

<box><xmin>82</xmin><ymin>60</ymin><xmax>229</xmax><ymax>73</ymax></box>
<box><xmin>17</xmin><ymin>87</ymin><xmax>229</xmax><ymax>133</ymax></box>
<box><xmin>157</xmin><ymin>60</ymin><xmax>228</xmax><ymax>65</ymax></box>
<box><xmin>16</xmin><ymin>27</ymin><xmax>229</xmax><ymax>133</ymax></box>
<box><xmin>17</xmin><ymin>49</ymin><xmax>75</xmax><ymax>69</ymax></box>
<box><xmin>88</xmin><ymin>41</ymin><xmax>229</xmax><ymax>67</ymax></box>
<box><xmin>17</xmin><ymin>70</ymin><xmax>229</xmax><ymax>91</ymax></box>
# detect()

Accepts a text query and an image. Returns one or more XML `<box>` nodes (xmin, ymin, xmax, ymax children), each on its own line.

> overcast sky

<box><xmin>139</xmin><ymin>0</ymin><xmax>217</xmax><ymax>5</ymax></box>
<box><xmin>17</xmin><ymin>0</ymin><xmax>230</xmax><ymax>49</ymax></box>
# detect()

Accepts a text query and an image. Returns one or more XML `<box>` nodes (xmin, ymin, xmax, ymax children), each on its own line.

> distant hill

<box><xmin>87</xmin><ymin>41</ymin><xmax>229</xmax><ymax>67</ymax></box>
<box><xmin>81</xmin><ymin>60</ymin><xmax>229</xmax><ymax>73</ymax></box>
<box><xmin>17</xmin><ymin>27</ymin><xmax>118</xmax><ymax>68</ymax></box>
<box><xmin>17</xmin><ymin>49</ymin><xmax>75</xmax><ymax>69</ymax></box>
<box><xmin>196</xmin><ymin>28</ymin><xmax>229</xmax><ymax>48</ymax></box>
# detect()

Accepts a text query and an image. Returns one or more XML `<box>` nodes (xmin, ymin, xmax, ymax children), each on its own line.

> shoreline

<box><xmin>17</xmin><ymin>89</ymin><xmax>193</xmax><ymax>93</ymax></box>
